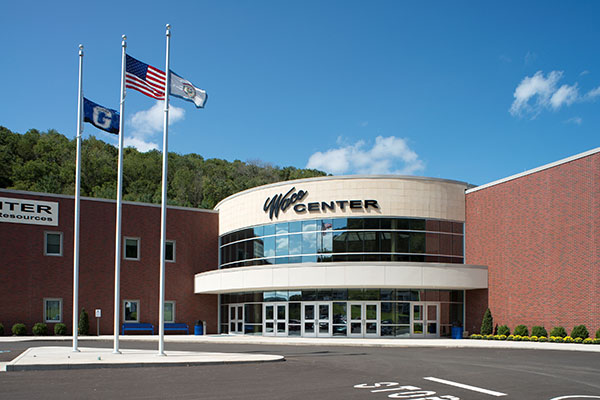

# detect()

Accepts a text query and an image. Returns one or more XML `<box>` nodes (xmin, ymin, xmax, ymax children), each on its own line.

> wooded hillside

<box><xmin>0</xmin><ymin>126</ymin><xmax>326</xmax><ymax>209</ymax></box>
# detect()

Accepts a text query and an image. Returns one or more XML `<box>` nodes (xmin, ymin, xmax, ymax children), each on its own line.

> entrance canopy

<box><xmin>195</xmin><ymin>262</ymin><xmax>488</xmax><ymax>294</ymax></box>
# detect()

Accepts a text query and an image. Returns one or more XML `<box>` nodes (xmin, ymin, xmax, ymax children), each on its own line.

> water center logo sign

<box><xmin>0</xmin><ymin>197</ymin><xmax>59</xmax><ymax>226</ymax></box>
<box><xmin>263</xmin><ymin>187</ymin><xmax>379</xmax><ymax>220</ymax></box>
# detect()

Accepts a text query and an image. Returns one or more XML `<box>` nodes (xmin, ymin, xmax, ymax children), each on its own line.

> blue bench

<box><xmin>121</xmin><ymin>323</ymin><xmax>154</xmax><ymax>335</ymax></box>
<box><xmin>164</xmin><ymin>323</ymin><xmax>189</xmax><ymax>334</ymax></box>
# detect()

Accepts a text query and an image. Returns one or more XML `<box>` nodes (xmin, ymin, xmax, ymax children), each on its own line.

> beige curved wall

<box><xmin>216</xmin><ymin>176</ymin><xmax>468</xmax><ymax>235</ymax></box>
<box><xmin>195</xmin><ymin>262</ymin><xmax>488</xmax><ymax>294</ymax></box>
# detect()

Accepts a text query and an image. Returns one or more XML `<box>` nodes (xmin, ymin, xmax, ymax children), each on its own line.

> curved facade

<box><xmin>195</xmin><ymin>175</ymin><xmax>487</xmax><ymax>338</ymax></box>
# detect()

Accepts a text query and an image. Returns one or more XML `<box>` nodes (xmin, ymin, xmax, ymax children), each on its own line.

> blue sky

<box><xmin>2</xmin><ymin>1</ymin><xmax>599</xmax><ymax>186</ymax></box>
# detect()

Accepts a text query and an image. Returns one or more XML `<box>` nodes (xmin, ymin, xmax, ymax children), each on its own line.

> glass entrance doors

<box><xmin>229</xmin><ymin>304</ymin><xmax>244</xmax><ymax>334</ymax></box>
<box><xmin>411</xmin><ymin>302</ymin><xmax>439</xmax><ymax>338</ymax></box>
<box><xmin>348</xmin><ymin>302</ymin><xmax>379</xmax><ymax>337</ymax></box>
<box><xmin>264</xmin><ymin>303</ymin><xmax>287</xmax><ymax>336</ymax></box>
<box><xmin>302</xmin><ymin>302</ymin><xmax>331</xmax><ymax>337</ymax></box>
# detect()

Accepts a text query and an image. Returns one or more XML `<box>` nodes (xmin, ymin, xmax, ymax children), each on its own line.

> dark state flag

<box><xmin>83</xmin><ymin>98</ymin><xmax>120</xmax><ymax>134</ymax></box>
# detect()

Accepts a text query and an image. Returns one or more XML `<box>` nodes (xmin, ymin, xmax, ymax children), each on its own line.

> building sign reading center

<box><xmin>0</xmin><ymin>197</ymin><xmax>58</xmax><ymax>226</ymax></box>
<box><xmin>263</xmin><ymin>187</ymin><xmax>379</xmax><ymax>220</ymax></box>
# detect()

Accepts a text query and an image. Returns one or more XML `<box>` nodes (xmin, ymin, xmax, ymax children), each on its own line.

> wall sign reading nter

<box><xmin>0</xmin><ymin>197</ymin><xmax>59</xmax><ymax>226</ymax></box>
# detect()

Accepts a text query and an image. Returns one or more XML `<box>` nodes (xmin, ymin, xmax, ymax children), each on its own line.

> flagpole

<box><xmin>72</xmin><ymin>44</ymin><xmax>84</xmax><ymax>352</ymax></box>
<box><xmin>113</xmin><ymin>35</ymin><xmax>127</xmax><ymax>354</ymax></box>
<box><xmin>158</xmin><ymin>23</ymin><xmax>172</xmax><ymax>356</ymax></box>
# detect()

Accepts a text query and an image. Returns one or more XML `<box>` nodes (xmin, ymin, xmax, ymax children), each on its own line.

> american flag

<box><xmin>125</xmin><ymin>55</ymin><xmax>166</xmax><ymax>100</ymax></box>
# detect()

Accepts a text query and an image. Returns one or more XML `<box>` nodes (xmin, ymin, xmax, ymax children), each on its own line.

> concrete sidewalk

<box><xmin>3</xmin><ymin>345</ymin><xmax>284</xmax><ymax>372</ymax></box>
<box><xmin>2</xmin><ymin>333</ymin><xmax>599</xmax><ymax>352</ymax></box>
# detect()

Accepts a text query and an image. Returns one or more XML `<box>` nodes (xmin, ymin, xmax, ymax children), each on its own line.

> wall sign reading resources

<box><xmin>263</xmin><ymin>186</ymin><xmax>379</xmax><ymax>220</ymax></box>
<box><xmin>0</xmin><ymin>197</ymin><xmax>59</xmax><ymax>226</ymax></box>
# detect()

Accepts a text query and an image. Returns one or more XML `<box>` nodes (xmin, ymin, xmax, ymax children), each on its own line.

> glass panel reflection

<box><xmin>366</xmin><ymin>304</ymin><xmax>377</xmax><ymax>320</ymax></box>
<box><xmin>413</xmin><ymin>305</ymin><xmax>422</xmax><ymax>320</ymax></box>
<box><xmin>351</xmin><ymin>323</ymin><xmax>362</xmax><ymax>334</ymax></box>
<box><xmin>351</xmin><ymin>304</ymin><xmax>362</xmax><ymax>320</ymax></box>
<box><xmin>265</xmin><ymin>305</ymin><xmax>274</xmax><ymax>320</ymax></box>
<box><xmin>304</xmin><ymin>305</ymin><xmax>314</xmax><ymax>320</ymax></box>
<box><xmin>319</xmin><ymin>322</ymin><xmax>329</xmax><ymax>334</ymax></box>
<box><xmin>304</xmin><ymin>322</ymin><xmax>314</xmax><ymax>333</ymax></box>
<box><xmin>277</xmin><ymin>305</ymin><xmax>286</xmax><ymax>320</ymax></box>
<box><xmin>319</xmin><ymin>304</ymin><xmax>329</xmax><ymax>320</ymax></box>
<box><xmin>427</xmin><ymin>323</ymin><xmax>437</xmax><ymax>334</ymax></box>
<box><xmin>366</xmin><ymin>322</ymin><xmax>377</xmax><ymax>334</ymax></box>
<box><xmin>413</xmin><ymin>322</ymin><xmax>423</xmax><ymax>334</ymax></box>
<box><xmin>277</xmin><ymin>322</ymin><xmax>286</xmax><ymax>333</ymax></box>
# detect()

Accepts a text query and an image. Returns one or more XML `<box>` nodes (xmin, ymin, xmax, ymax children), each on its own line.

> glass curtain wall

<box><xmin>220</xmin><ymin>218</ymin><xmax>463</xmax><ymax>268</ymax></box>
<box><xmin>220</xmin><ymin>289</ymin><xmax>464</xmax><ymax>338</ymax></box>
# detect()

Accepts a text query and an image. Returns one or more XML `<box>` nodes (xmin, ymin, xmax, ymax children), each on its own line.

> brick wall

<box><xmin>0</xmin><ymin>191</ymin><xmax>219</xmax><ymax>335</ymax></box>
<box><xmin>465</xmin><ymin>152</ymin><xmax>599</xmax><ymax>335</ymax></box>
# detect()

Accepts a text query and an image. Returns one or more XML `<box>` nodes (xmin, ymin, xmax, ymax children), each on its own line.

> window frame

<box><xmin>123</xmin><ymin>237</ymin><xmax>140</xmax><ymax>261</ymax></box>
<box><xmin>44</xmin><ymin>231</ymin><xmax>63</xmax><ymax>256</ymax></box>
<box><xmin>44</xmin><ymin>298</ymin><xmax>62</xmax><ymax>323</ymax></box>
<box><xmin>164</xmin><ymin>300</ymin><xmax>175</xmax><ymax>323</ymax></box>
<box><xmin>165</xmin><ymin>240</ymin><xmax>176</xmax><ymax>263</ymax></box>
<box><xmin>123</xmin><ymin>299</ymin><xmax>140</xmax><ymax>322</ymax></box>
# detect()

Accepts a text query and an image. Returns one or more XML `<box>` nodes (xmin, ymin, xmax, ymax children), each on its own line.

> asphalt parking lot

<box><xmin>1</xmin><ymin>340</ymin><xmax>599</xmax><ymax>400</ymax></box>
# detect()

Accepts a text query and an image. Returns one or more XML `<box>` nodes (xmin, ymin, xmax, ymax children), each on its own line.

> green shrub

<box><xmin>32</xmin><ymin>323</ymin><xmax>47</xmax><ymax>336</ymax></box>
<box><xmin>514</xmin><ymin>325</ymin><xmax>529</xmax><ymax>336</ymax></box>
<box><xmin>570</xmin><ymin>325</ymin><xmax>589</xmax><ymax>340</ymax></box>
<box><xmin>498</xmin><ymin>325</ymin><xmax>510</xmax><ymax>336</ymax></box>
<box><xmin>596</xmin><ymin>328</ymin><xmax>600</xmax><ymax>339</ymax></box>
<box><xmin>480</xmin><ymin>308</ymin><xmax>493</xmax><ymax>335</ymax></box>
<box><xmin>78</xmin><ymin>308</ymin><xmax>89</xmax><ymax>335</ymax></box>
<box><xmin>0</xmin><ymin>323</ymin><xmax>4</xmax><ymax>336</ymax></box>
<box><xmin>550</xmin><ymin>326</ymin><xmax>567</xmax><ymax>338</ymax></box>
<box><xmin>593</xmin><ymin>339</ymin><xmax>600</xmax><ymax>345</ymax></box>
<box><xmin>12</xmin><ymin>323</ymin><xmax>26</xmax><ymax>336</ymax></box>
<box><xmin>531</xmin><ymin>326</ymin><xmax>547</xmax><ymax>338</ymax></box>
<box><xmin>54</xmin><ymin>323</ymin><xmax>67</xmax><ymax>336</ymax></box>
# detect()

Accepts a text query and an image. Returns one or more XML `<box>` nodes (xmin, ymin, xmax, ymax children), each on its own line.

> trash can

<box><xmin>451</xmin><ymin>326</ymin><xmax>463</xmax><ymax>339</ymax></box>
<box><xmin>194</xmin><ymin>320</ymin><xmax>203</xmax><ymax>336</ymax></box>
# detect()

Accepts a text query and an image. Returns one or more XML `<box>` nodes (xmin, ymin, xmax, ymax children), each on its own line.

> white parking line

<box><xmin>423</xmin><ymin>377</ymin><xmax>507</xmax><ymax>397</ymax></box>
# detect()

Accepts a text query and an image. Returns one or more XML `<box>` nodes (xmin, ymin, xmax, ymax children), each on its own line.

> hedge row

<box><xmin>0</xmin><ymin>323</ymin><xmax>69</xmax><ymax>336</ymax></box>
<box><xmin>470</xmin><ymin>334</ymin><xmax>600</xmax><ymax>344</ymax></box>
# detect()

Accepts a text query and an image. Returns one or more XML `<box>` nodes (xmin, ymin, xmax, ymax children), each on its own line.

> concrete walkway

<box><xmin>2</xmin><ymin>334</ymin><xmax>599</xmax><ymax>372</ymax></box>
<box><xmin>4</xmin><ymin>345</ymin><xmax>284</xmax><ymax>372</ymax></box>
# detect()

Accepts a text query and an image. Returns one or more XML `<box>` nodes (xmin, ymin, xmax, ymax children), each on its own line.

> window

<box><xmin>124</xmin><ymin>237</ymin><xmax>140</xmax><ymax>260</ymax></box>
<box><xmin>165</xmin><ymin>240</ymin><xmax>175</xmax><ymax>262</ymax></box>
<box><xmin>44</xmin><ymin>232</ymin><xmax>63</xmax><ymax>256</ymax></box>
<box><xmin>124</xmin><ymin>300</ymin><xmax>139</xmax><ymax>322</ymax></box>
<box><xmin>164</xmin><ymin>301</ymin><xmax>175</xmax><ymax>323</ymax></box>
<box><xmin>44</xmin><ymin>298</ymin><xmax>62</xmax><ymax>322</ymax></box>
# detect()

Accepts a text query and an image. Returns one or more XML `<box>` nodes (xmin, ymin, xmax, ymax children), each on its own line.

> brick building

<box><xmin>0</xmin><ymin>191</ymin><xmax>218</xmax><ymax>335</ymax></box>
<box><xmin>0</xmin><ymin>147</ymin><xmax>597</xmax><ymax>338</ymax></box>
<box><xmin>465</xmin><ymin>148</ymin><xmax>599</xmax><ymax>334</ymax></box>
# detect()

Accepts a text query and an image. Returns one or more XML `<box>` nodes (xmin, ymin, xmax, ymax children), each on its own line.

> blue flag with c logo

<box><xmin>83</xmin><ymin>98</ymin><xmax>119</xmax><ymax>134</ymax></box>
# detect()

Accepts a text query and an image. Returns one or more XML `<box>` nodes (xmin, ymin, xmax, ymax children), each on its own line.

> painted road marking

<box><xmin>423</xmin><ymin>377</ymin><xmax>507</xmax><ymax>397</ymax></box>
<box><xmin>550</xmin><ymin>397</ymin><xmax>600</xmax><ymax>400</ymax></box>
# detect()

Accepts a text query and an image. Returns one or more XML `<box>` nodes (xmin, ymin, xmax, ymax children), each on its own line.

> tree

<box><xmin>78</xmin><ymin>308</ymin><xmax>89</xmax><ymax>335</ymax></box>
<box><xmin>480</xmin><ymin>308</ymin><xmax>493</xmax><ymax>335</ymax></box>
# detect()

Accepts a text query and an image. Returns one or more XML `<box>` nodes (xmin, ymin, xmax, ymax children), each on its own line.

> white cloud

<box><xmin>550</xmin><ymin>84</ymin><xmax>578</xmax><ymax>109</ymax></box>
<box><xmin>125</xmin><ymin>101</ymin><xmax>185</xmax><ymax>151</ymax></box>
<box><xmin>565</xmin><ymin>117</ymin><xmax>582</xmax><ymax>125</ymax></box>
<box><xmin>509</xmin><ymin>71</ymin><xmax>563</xmax><ymax>117</ymax></box>
<box><xmin>306</xmin><ymin>136</ymin><xmax>424</xmax><ymax>175</ymax></box>
<box><xmin>585</xmin><ymin>86</ymin><xmax>600</xmax><ymax>100</ymax></box>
